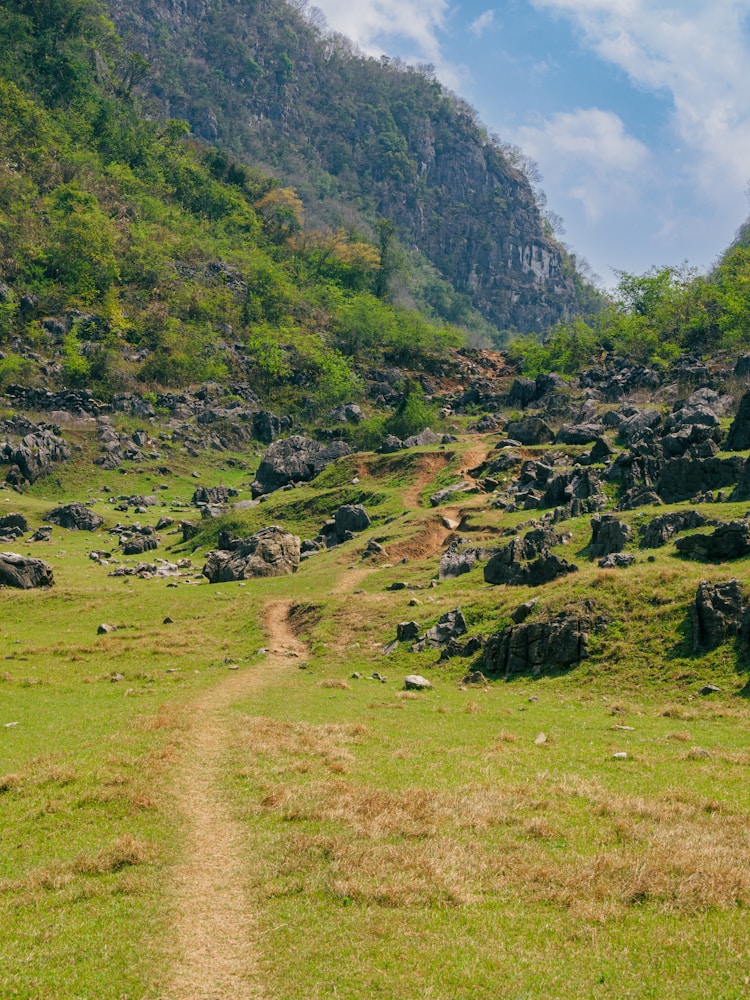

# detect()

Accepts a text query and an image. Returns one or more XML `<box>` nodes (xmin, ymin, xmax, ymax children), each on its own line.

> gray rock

<box><xmin>1</xmin><ymin>426</ymin><xmax>71</xmax><ymax>483</ymax></box>
<box><xmin>251</xmin><ymin>436</ymin><xmax>351</xmax><ymax>496</ymax></box>
<box><xmin>0</xmin><ymin>552</ymin><xmax>54</xmax><ymax>588</ymax></box>
<box><xmin>29</xmin><ymin>526</ymin><xmax>52</xmax><ymax>542</ymax></box>
<box><xmin>439</xmin><ymin>539</ymin><xmax>483</xmax><ymax>580</ymax></box>
<box><xmin>328</xmin><ymin>403</ymin><xmax>364</xmax><ymax>424</ymax></box>
<box><xmin>97</xmin><ymin>623</ymin><xmax>116</xmax><ymax>634</ymax></box>
<box><xmin>430</xmin><ymin>481</ymin><xmax>473</xmax><ymax>506</ymax></box>
<box><xmin>620</xmin><ymin>409</ymin><xmax>662</xmax><ymax>445</ymax></box>
<box><xmin>726</xmin><ymin>391</ymin><xmax>750</xmax><ymax>452</ymax></box>
<box><xmin>202</xmin><ymin>526</ymin><xmax>300</xmax><ymax>582</ymax></box>
<box><xmin>192</xmin><ymin>485</ymin><xmax>238</xmax><ymax>506</ymax></box>
<box><xmin>45</xmin><ymin>503</ymin><xmax>104</xmax><ymax>531</ymax></box>
<box><xmin>483</xmin><ymin>611</ymin><xmax>591</xmax><ymax>678</ymax></box>
<box><xmin>556</xmin><ymin>422</ymin><xmax>604</xmax><ymax>445</ymax></box>
<box><xmin>404</xmin><ymin>674</ymin><xmax>432</xmax><ymax>690</ymax></box>
<box><xmin>505</xmin><ymin>417</ymin><xmax>555</xmax><ymax>446</ymax></box>
<box><xmin>589</xmin><ymin>514</ymin><xmax>632</xmax><ymax>559</ymax></box>
<box><xmin>413</xmin><ymin>608</ymin><xmax>467</xmax><ymax>651</ymax></box>
<box><xmin>511</xmin><ymin>599</ymin><xmax>538</xmax><ymax>624</ymax></box>
<box><xmin>0</xmin><ymin>513</ymin><xmax>28</xmax><ymax>533</ymax></box>
<box><xmin>676</xmin><ymin>520</ymin><xmax>750</xmax><ymax>562</ymax></box>
<box><xmin>334</xmin><ymin>504</ymin><xmax>370</xmax><ymax>534</ymax></box>
<box><xmin>597</xmin><ymin>552</ymin><xmax>636</xmax><ymax>569</ymax></box>
<box><xmin>484</xmin><ymin>528</ymin><xmax>577</xmax><ymax>587</ymax></box>
<box><xmin>657</xmin><ymin>456</ymin><xmax>745</xmax><ymax>503</ymax></box>
<box><xmin>396</xmin><ymin>621</ymin><xmax>421</xmax><ymax>642</ymax></box>
<box><xmin>252</xmin><ymin>410</ymin><xmax>293</xmax><ymax>444</ymax></box>
<box><xmin>640</xmin><ymin>510</ymin><xmax>708</xmax><ymax>548</ymax></box>
<box><xmin>690</xmin><ymin>579</ymin><xmax>749</xmax><ymax>652</ymax></box>
<box><xmin>121</xmin><ymin>536</ymin><xmax>158</xmax><ymax>556</ymax></box>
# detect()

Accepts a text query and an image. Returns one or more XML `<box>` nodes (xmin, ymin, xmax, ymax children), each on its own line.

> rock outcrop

<box><xmin>690</xmin><ymin>579</ymin><xmax>750</xmax><ymax>651</ymax></box>
<box><xmin>250</xmin><ymin>436</ymin><xmax>351</xmax><ymax>496</ymax></box>
<box><xmin>202</xmin><ymin>526</ymin><xmax>300</xmax><ymax>581</ymax></box>
<box><xmin>0</xmin><ymin>552</ymin><xmax>54</xmax><ymax>588</ymax></box>
<box><xmin>676</xmin><ymin>521</ymin><xmax>750</xmax><ymax>562</ymax></box>
<box><xmin>45</xmin><ymin>503</ymin><xmax>104</xmax><ymax>531</ymax></box>
<box><xmin>482</xmin><ymin>611</ymin><xmax>591</xmax><ymax>678</ymax></box>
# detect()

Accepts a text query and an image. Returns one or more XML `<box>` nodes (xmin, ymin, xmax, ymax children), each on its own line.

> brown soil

<box><xmin>165</xmin><ymin>601</ymin><xmax>305</xmax><ymax>1000</ymax></box>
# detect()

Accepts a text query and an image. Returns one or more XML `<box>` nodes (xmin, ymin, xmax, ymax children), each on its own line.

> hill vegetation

<box><xmin>0</xmin><ymin>0</ymin><xmax>461</xmax><ymax>405</ymax></box>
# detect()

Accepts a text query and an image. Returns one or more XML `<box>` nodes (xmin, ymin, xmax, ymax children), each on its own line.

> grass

<box><xmin>3</xmin><ymin>421</ymin><xmax>750</xmax><ymax>997</ymax></box>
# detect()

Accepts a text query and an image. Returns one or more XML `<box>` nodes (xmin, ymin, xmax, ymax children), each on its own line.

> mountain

<box><xmin>103</xmin><ymin>0</ymin><xmax>601</xmax><ymax>335</ymax></box>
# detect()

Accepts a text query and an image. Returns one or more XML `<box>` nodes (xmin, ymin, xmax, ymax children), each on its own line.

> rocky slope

<box><xmin>104</xmin><ymin>0</ymin><xmax>597</xmax><ymax>334</ymax></box>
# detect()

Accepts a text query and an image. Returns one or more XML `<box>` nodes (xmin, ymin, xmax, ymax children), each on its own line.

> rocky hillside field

<box><xmin>2</xmin><ymin>351</ymin><xmax>750</xmax><ymax>998</ymax></box>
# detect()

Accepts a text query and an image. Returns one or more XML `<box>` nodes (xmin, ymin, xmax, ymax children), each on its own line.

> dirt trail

<box><xmin>403</xmin><ymin>436</ymin><xmax>494</xmax><ymax>509</ymax></box>
<box><xmin>166</xmin><ymin>601</ymin><xmax>305</xmax><ymax>1000</ymax></box>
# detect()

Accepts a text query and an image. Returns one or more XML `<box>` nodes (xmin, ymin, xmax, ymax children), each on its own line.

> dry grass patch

<box><xmin>319</xmin><ymin>679</ymin><xmax>351</xmax><ymax>690</ymax></box>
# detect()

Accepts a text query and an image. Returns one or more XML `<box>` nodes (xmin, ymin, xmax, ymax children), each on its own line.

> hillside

<box><xmin>103</xmin><ymin>0</ymin><xmax>601</xmax><ymax>335</ymax></box>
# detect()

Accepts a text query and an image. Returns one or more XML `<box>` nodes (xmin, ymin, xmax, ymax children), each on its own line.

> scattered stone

<box><xmin>534</xmin><ymin>733</ymin><xmax>547</xmax><ymax>745</ymax></box>
<box><xmin>386</xmin><ymin>581</ymin><xmax>409</xmax><ymax>591</ymax></box>
<box><xmin>110</xmin><ymin>672</ymin><xmax>125</xmax><ymax>683</ymax></box>
<box><xmin>0</xmin><ymin>552</ymin><xmax>54</xmax><ymax>589</ymax></box>
<box><xmin>29</xmin><ymin>526</ymin><xmax>52</xmax><ymax>542</ymax></box>
<box><xmin>163</xmin><ymin>617</ymin><xmax>174</xmax><ymax>624</ymax></box>
<box><xmin>412</xmin><ymin>608</ymin><xmax>467</xmax><ymax>651</ymax></box>
<box><xmin>612</xmin><ymin>752</ymin><xmax>628</xmax><ymax>760</ymax></box>
<box><xmin>598</xmin><ymin>552</ymin><xmax>636</xmax><ymax>569</ymax></box>
<box><xmin>404</xmin><ymin>674</ymin><xmax>432</xmax><ymax>690</ymax></box>
<box><xmin>430</xmin><ymin>481</ymin><xmax>473</xmax><ymax>506</ymax></box>
<box><xmin>699</xmin><ymin>683</ymin><xmax>721</xmax><ymax>695</ymax></box>
<box><xmin>462</xmin><ymin>671</ymin><xmax>487</xmax><ymax>685</ymax></box>
<box><xmin>510</xmin><ymin>599</ymin><xmax>538</xmax><ymax>625</ymax></box>
<box><xmin>441</xmin><ymin>515</ymin><xmax>460</xmax><ymax>530</ymax></box>
<box><xmin>97</xmin><ymin>623</ymin><xmax>116</xmax><ymax>634</ymax></box>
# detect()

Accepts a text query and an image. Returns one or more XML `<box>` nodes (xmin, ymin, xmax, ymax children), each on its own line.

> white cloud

<box><xmin>516</xmin><ymin>108</ymin><xmax>650</xmax><ymax>223</ymax></box>
<box><xmin>310</xmin><ymin>0</ymin><xmax>449</xmax><ymax>65</ymax></box>
<box><xmin>469</xmin><ymin>10</ymin><xmax>495</xmax><ymax>37</ymax></box>
<box><xmin>530</xmin><ymin>0</ymin><xmax>750</xmax><ymax>207</ymax></box>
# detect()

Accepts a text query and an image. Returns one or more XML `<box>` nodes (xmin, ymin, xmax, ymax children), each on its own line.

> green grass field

<box><xmin>2</xmin><ymin>430</ymin><xmax>750</xmax><ymax>999</ymax></box>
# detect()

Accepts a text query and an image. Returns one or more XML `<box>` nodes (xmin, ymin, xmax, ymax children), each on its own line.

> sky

<box><xmin>307</xmin><ymin>0</ymin><xmax>750</xmax><ymax>288</ymax></box>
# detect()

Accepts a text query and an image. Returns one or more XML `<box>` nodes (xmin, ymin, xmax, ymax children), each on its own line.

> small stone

<box><xmin>227</xmin><ymin>664</ymin><xmax>239</xmax><ymax>670</ymax></box>
<box><xmin>163</xmin><ymin>616</ymin><xmax>174</xmax><ymax>624</ymax></box>
<box><xmin>612</xmin><ymin>725</ymin><xmax>635</xmax><ymax>731</ymax></box>
<box><xmin>688</xmin><ymin>747</ymin><xmax>711</xmax><ymax>759</ymax></box>
<box><xmin>256</xmin><ymin>648</ymin><xmax>268</xmax><ymax>655</ymax></box>
<box><xmin>528</xmin><ymin>695</ymin><xmax>539</xmax><ymax>703</ymax></box>
<box><xmin>612</xmin><ymin>751</ymin><xmax>628</xmax><ymax>760</ymax></box>
<box><xmin>110</xmin><ymin>672</ymin><xmax>125</xmax><ymax>683</ymax></box>
<box><xmin>97</xmin><ymin>623</ymin><xmax>116</xmax><ymax>634</ymax></box>
<box><xmin>351</xmin><ymin>671</ymin><xmax>362</xmax><ymax>679</ymax></box>
<box><xmin>534</xmin><ymin>732</ymin><xmax>547</xmax><ymax>745</ymax></box>
<box><xmin>408</xmin><ymin>598</ymin><xmax>422</xmax><ymax>606</ymax></box>
<box><xmin>699</xmin><ymin>684</ymin><xmax>721</xmax><ymax>695</ymax></box>
<box><xmin>404</xmin><ymin>674</ymin><xmax>432</xmax><ymax>690</ymax></box>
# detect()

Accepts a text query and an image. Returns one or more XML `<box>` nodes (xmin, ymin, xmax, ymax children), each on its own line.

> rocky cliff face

<box><xmin>106</xmin><ymin>0</ymin><xmax>591</xmax><ymax>333</ymax></box>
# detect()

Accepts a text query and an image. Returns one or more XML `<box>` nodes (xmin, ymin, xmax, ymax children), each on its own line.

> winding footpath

<box><xmin>165</xmin><ymin>601</ymin><xmax>306</xmax><ymax>1000</ymax></box>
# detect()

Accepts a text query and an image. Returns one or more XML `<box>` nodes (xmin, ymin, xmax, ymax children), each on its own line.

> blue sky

<box><xmin>308</xmin><ymin>0</ymin><xmax>750</xmax><ymax>288</ymax></box>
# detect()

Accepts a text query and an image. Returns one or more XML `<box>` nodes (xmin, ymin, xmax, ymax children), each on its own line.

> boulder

<box><xmin>397</xmin><ymin>621</ymin><xmax>421</xmax><ymax>642</ymax></box>
<box><xmin>676</xmin><ymin>520</ymin><xmax>750</xmax><ymax>562</ymax></box>
<box><xmin>598</xmin><ymin>552</ymin><xmax>636</xmax><ymax>569</ymax></box>
<box><xmin>510</xmin><ymin>599</ymin><xmax>538</xmax><ymax>624</ymax></box>
<box><xmin>192</xmin><ymin>485</ymin><xmax>238</xmax><ymax>506</ymax></box>
<box><xmin>484</xmin><ymin>528</ymin><xmax>577</xmax><ymax>587</ymax></box>
<box><xmin>412</xmin><ymin>609</ymin><xmax>467</xmax><ymax>651</ymax></box>
<box><xmin>690</xmin><ymin>579</ymin><xmax>750</xmax><ymax>652</ymax></box>
<box><xmin>505</xmin><ymin>417</ymin><xmax>555</xmax><ymax>446</ymax></box>
<box><xmin>0</xmin><ymin>513</ymin><xmax>28</xmax><ymax>534</ymax></box>
<box><xmin>483</xmin><ymin>611</ymin><xmax>591</xmax><ymax>678</ymax></box>
<box><xmin>251</xmin><ymin>436</ymin><xmax>351</xmax><ymax>496</ymax></box>
<box><xmin>725</xmin><ymin>391</ymin><xmax>750</xmax><ymax>452</ymax></box>
<box><xmin>45</xmin><ymin>503</ymin><xmax>104</xmax><ymax>531</ymax></box>
<box><xmin>620</xmin><ymin>409</ymin><xmax>662</xmax><ymax>445</ymax></box>
<box><xmin>121</xmin><ymin>536</ymin><xmax>158</xmax><ymax>556</ymax></box>
<box><xmin>404</xmin><ymin>674</ymin><xmax>432</xmax><ymax>690</ymax></box>
<box><xmin>328</xmin><ymin>403</ymin><xmax>364</xmax><ymax>424</ymax></box>
<box><xmin>589</xmin><ymin>514</ymin><xmax>631</xmax><ymax>559</ymax></box>
<box><xmin>439</xmin><ymin>539</ymin><xmax>483</xmax><ymax>580</ymax></box>
<box><xmin>640</xmin><ymin>510</ymin><xmax>708</xmax><ymax>549</ymax></box>
<box><xmin>556</xmin><ymin>422</ymin><xmax>604</xmax><ymax>445</ymax></box>
<box><xmin>1</xmin><ymin>426</ymin><xmax>71</xmax><ymax>483</ymax></box>
<box><xmin>334</xmin><ymin>504</ymin><xmax>371</xmax><ymax>535</ymax></box>
<box><xmin>202</xmin><ymin>526</ymin><xmax>300</xmax><ymax>582</ymax></box>
<box><xmin>252</xmin><ymin>410</ymin><xmax>293</xmax><ymax>444</ymax></box>
<box><xmin>29</xmin><ymin>526</ymin><xmax>52</xmax><ymax>542</ymax></box>
<box><xmin>0</xmin><ymin>552</ymin><xmax>54</xmax><ymax>588</ymax></box>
